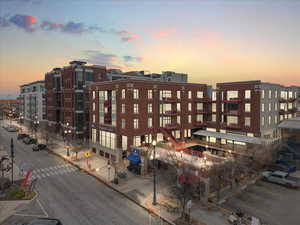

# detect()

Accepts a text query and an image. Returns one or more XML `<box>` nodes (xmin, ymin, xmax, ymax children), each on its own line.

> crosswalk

<box><xmin>30</xmin><ymin>164</ymin><xmax>78</xmax><ymax>180</ymax></box>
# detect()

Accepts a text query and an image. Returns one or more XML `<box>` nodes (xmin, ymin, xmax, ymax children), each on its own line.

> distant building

<box><xmin>45</xmin><ymin>61</ymin><xmax>107</xmax><ymax>141</ymax></box>
<box><xmin>107</xmin><ymin>69</ymin><xmax>188</xmax><ymax>83</ymax></box>
<box><xmin>19</xmin><ymin>80</ymin><xmax>45</xmax><ymax>126</ymax></box>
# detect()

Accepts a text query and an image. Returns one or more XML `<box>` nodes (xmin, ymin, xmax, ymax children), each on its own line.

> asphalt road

<box><xmin>0</xmin><ymin>126</ymin><xmax>154</xmax><ymax>225</ymax></box>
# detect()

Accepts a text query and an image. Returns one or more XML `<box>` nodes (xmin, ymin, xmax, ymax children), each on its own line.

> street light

<box><xmin>152</xmin><ymin>139</ymin><xmax>157</xmax><ymax>205</ymax></box>
<box><xmin>64</xmin><ymin>123</ymin><xmax>72</xmax><ymax>157</ymax></box>
<box><xmin>33</xmin><ymin>117</ymin><xmax>39</xmax><ymax>139</ymax></box>
<box><xmin>203</xmin><ymin>156</ymin><xmax>207</xmax><ymax>166</ymax></box>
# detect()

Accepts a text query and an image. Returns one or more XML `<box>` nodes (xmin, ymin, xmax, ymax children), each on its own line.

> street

<box><xmin>0</xmin><ymin>127</ymin><xmax>154</xmax><ymax>225</ymax></box>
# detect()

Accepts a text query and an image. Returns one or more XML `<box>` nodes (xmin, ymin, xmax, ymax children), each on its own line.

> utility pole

<box><xmin>10</xmin><ymin>138</ymin><xmax>14</xmax><ymax>184</ymax></box>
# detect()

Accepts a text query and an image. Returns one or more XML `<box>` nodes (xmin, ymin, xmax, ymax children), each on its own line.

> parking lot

<box><xmin>221</xmin><ymin>175</ymin><xmax>300</xmax><ymax>225</ymax></box>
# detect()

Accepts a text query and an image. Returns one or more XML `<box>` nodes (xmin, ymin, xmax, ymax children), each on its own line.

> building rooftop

<box><xmin>20</xmin><ymin>80</ymin><xmax>44</xmax><ymax>87</ymax></box>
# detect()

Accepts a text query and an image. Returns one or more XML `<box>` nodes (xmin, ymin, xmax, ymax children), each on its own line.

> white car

<box><xmin>262</xmin><ymin>170</ymin><xmax>299</xmax><ymax>188</ymax></box>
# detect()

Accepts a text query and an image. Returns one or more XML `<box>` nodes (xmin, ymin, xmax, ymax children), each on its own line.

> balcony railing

<box><xmin>161</xmin><ymin>97</ymin><xmax>177</xmax><ymax>103</ymax></box>
<box><xmin>279</xmin><ymin>98</ymin><xmax>288</xmax><ymax>103</ymax></box>
<box><xmin>279</xmin><ymin>109</ymin><xmax>286</xmax><ymax>114</ymax></box>
<box><xmin>224</xmin><ymin>110</ymin><xmax>240</xmax><ymax>116</ymax></box>
<box><xmin>194</xmin><ymin>121</ymin><xmax>207</xmax><ymax>127</ymax></box>
<box><xmin>194</xmin><ymin>97</ymin><xmax>212</xmax><ymax>103</ymax></box>
<box><xmin>196</xmin><ymin>109</ymin><xmax>212</xmax><ymax>114</ymax></box>
<box><xmin>223</xmin><ymin>98</ymin><xmax>242</xmax><ymax>103</ymax></box>
<box><xmin>226</xmin><ymin>123</ymin><xmax>241</xmax><ymax>129</ymax></box>
<box><xmin>288</xmin><ymin>97</ymin><xmax>296</xmax><ymax>102</ymax></box>
<box><xmin>164</xmin><ymin>123</ymin><xmax>180</xmax><ymax>130</ymax></box>
<box><xmin>162</xmin><ymin>110</ymin><xmax>178</xmax><ymax>116</ymax></box>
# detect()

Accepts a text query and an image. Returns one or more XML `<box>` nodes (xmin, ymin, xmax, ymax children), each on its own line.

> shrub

<box><xmin>8</xmin><ymin>186</ymin><xmax>26</xmax><ymax>199</ymax></box>
<box><xmin>0</xmin><ymin>177</ymin><xmax>11</xmax><ymax>190</ymax></box>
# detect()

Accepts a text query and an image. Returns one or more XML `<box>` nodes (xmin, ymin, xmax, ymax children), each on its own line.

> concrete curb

<box><xmin>48</xmin><ymin>149</ymin><xmax>175</xmax><ymax>225</ymax></box>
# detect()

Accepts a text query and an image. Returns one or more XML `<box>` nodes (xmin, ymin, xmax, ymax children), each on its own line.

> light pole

<box><xmin>152</xmin><ymin>140</ymin><xmax>157</xmax><ymax>205</ymax></box>
<box><xmin>64</xmin><ymin>122</ymin><xmax>72</xmax><ymax>157</ymax></box>
<box><xmin>33</xmin><ymin>116</ymin><xmax>39</xmax><ymax>139</ymax></box>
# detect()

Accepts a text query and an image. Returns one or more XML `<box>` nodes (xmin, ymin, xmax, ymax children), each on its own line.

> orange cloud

<box><xmin>152</xmin><ymin>28</ymin><xmax>176</xmax><ymax>38</ymax></box>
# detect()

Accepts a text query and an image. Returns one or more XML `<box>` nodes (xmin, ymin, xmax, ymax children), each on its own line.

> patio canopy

<box><xmin>278</xmin><ymin>117</ymin><xmax>300</xmax><ymax>130</ymax></box>
<box><xmin>193</xmin><ymin>130</ymin><xmax>266</xmax><ymax>145</ymax></box>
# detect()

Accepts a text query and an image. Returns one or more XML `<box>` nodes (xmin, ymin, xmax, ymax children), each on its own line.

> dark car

<box><xmin>23</xmin><ymin>137</ymin><xmax>37</xmax><ymax>145</ymax></box>
<box><xmin>19</xmin><ymin>218</ymin><xmax>63</xmax><ymax>225</ymax></box>
<box><xmin>32</xmin><ymin>144</ymin><xmax>47</xmax><ymax>151</ymax></box>
<box><xmin>17</xmin><ymin>133</ymin><xmax>29</xmax><ymax>140</ymax></box>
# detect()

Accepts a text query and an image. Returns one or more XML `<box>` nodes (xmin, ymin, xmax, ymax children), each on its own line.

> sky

<box><xmin>0</xmin><ymin>0</ymin><xmax>299</xmax><ymax>99</ymax></box>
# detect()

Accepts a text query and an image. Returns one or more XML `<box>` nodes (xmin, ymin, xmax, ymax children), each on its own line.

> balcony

<box><xmin>194</xmin><ymin>121</ymin><xmax>207</xmax><ymax>127</ymax></box>
<box><xmin>221</xmin><ymin>122</ymin><xmax>241</xmax><ymax>129</ymax></box>
<box><xmin>279</xmin><ymin>109</ymin><xmax>286</xmax><ymax>114</ymax></box>
<box><xmin>196</xmin><ymin>109</ymin><xmax>212</xmax><ymax>114</ymax></box>
<box><xmin>161</xmin><ymin>97</ymin><xmax>177</xmax><ymax>103</ymax></box>
<box><xmin>194</xmin><ymin>97</ymin><xmax>212</xmax><ymax>103</ymax></box>
<box><xmin>162</xmin><ymin>110</ymin><xmax>178</xmax><ymax>116</ymax></box>
<box><xmin>288</xmin><ymin>97</ymin><xmax>296</xmax><ymax>102</ymax></box>
<box><xmin>223</xmin><ymin>98</ymin><xmax>242</xmax><ymax>103</ymax></box>
<box><xmin>224</xmin><ymin>110</ymin><xmax>240</xmax><ymax>116</ymax></box>
<box><xmin>279</xmin><ymin>98</ymin><xmax>288</xmax><ymax>103</ymax></box>
<box><xmin>104</xmin><ymin>114</ymin><xmax>111</xmax><ymax>122</ymax></box>
<box><xmin>164</xmin><ymin>123</ymin><xmax>180</xmax><ymax>130</ymax></box>
<box><xmin>104</xmin><ymin>100</ymin><xmax>111</xmax><ymax>107</ymax></box>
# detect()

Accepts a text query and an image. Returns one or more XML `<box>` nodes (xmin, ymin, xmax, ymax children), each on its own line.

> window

<box><xmin>92</xmin><ymin>114</ymin><xmax>96</xmax><ymax>123</ymax></box>
<box><xmin>188</xmin><ymin>91</ymin><xmax>192</xmax><ymax>99</ymax></box>
<box><xmin>275</xmin><ymin>115</ymin><xmax>278</xmax><ymax>123</ymax></box>
<box><xmin>261</xmin><ymin>90</ymin><xmax>265</xmax><ymax>98</ymax></box>
<box><xmin>188</xmin><ymin>103</ymin><xmax>192</xmax><ymax>111</ymax></box>
<box><xmin>227</xmin><ymin>116</ymin><xmax>238</xmax><ymax>124</ymax></box>
<box><xmin>177</xmin><ymin>90</ymin><xmax>181</xmax><ymax>99</ymax></box>
<box><xmin>212</xmin><ymin>114</ymin><xmax>216</xmax><ymax>122</ymax></box>
<box><xmin>269</xmin><ymin>103</ymin><xmax>271</xmax><ymax>111</ymax></box>
<box><xmin>133</xmin><ymin>119</ymin><xmax>139</xmax><ymax>129</ymax></box>
<box><xmin>262</xmin><ymin>103</ymin><xmax>264</xmax><ymax>112</ymax></box>
<box><xmin>85</xmin><ymin>71</ymin><xmax>93</xmax><ymax>81</ymax></box>
<box><xmin>275</xmin><ymin>90</ymin><xmax>278</xmax><ymax>98</ymax></box>
<box><xmin>148</xmin><ymin>104</ymin><xmax>152</xmax><ymax>113</ymax></box>
<box><xmin>262</xmin><ymin>116</ymin><xmax>265</xmax><ymax>126</ymax></box>
<box><xmin>92</xmin><ymin>128</ymin><xmax>97</xmax><ymax>143</ymax></box>
<box><xmin>99</xmin><ymin>130</ymin><xmax>116</xmax><ymax>149</ymax></box>
<box><xmin>196</xmin><ymin>114</ymin><xmax>203</xmax><ymax>122</ymax></box>
<box><xmin>212</xmin><ymin>103</ymin><xmax>216</xmax><ymax>112</ymax></box>
<box><xmin>75</xmin><ymin>71</ymin><xmax>83</xmax><ymax>89</ymax></box>
<box><xmin>245</xmin><ymin>117</ymin><xmax>251</xmax><ymax>127</ymax></box>
<box><xmin>177</xmin><ymin>116</ymin><xmax>181</xmax><ymax>124</ymax></box>
<box><xmin>122</xmin><ymin>119</ymin><xmax>125</xmax><ymax>129</ymax></box>
<box><xmin>245</xmin><ymin>90</ymin><xmax>251</xmax><ymax>99</ymax></box>
<box><xmin>133</xmin><ymin>89</ymin><xmax>139</xmax><ymax>99</ymax></box>
<box><xmin>221</xmin><ymin>103</ymin><xmax>224</xmax><ymax>112</ymax></box>
<box><xmin>92</xmin><ymin>91</ymin><xmax>95</xmax><ymax>99</ymax></box>
<box><xmin>275</xmin><ymin>103</ymin><xmax>277</xmax><ymax>111</ymax></box>
<box><xmin>177</xmin><ymin>103</ymin><xmax>181</xmax><ymax>112</ymax></box>
<box><xmin>148</xmin><ymin>118</ymin><xmax>152</xmax><ymax>128</ymax></box>
<box><xmin>245</xmin><ymin>103</ymin><xmax>251</xmax><ymax>112</ymax></box>
<box><xmin>121</xmin><ymin>104</ymin><xmax>125</xmax><ymax>113</ymax></box>
<box><xmin>121</xmin><ymin>89</ymin><xmax>126</xmax><ymax>99</ymax></box>
<box><xmin>188</xmin><ymin>115</ymin><xmax>192</xmax><ymax>123</ymax></box>
<box><xmin>148</xmin><ymin>90</ymin><xmax>153</xmax><ymax>99</ymax></box>
<box><xmin>227</xmin><ymin>90</ymin><xmax>238</xmax><ymax>99</ymax></box>
<box><xmin>197</xmin><ymin>91</ymin><xmax>203</xmax><ymax>98</ymax></box>
<box><xmin>289</xmin><ymin>91</ymin><xmax>293</xmax><ymax>98</ymax></box>
<box><xmin>92</xmin><ymin>102</ymin><xmax>96</xmax><ymax>111</ymax></box>
<box><xmin>269</xmin><ymin>116</ymin><xmax>271</xmax><ymax>125</ymax></box>
<box><xmin>134</xmin><ymin>104</ymin><xmax>139</xmax><ymax>114</ymax></box>
<box><xmin>269</xmin><ymin>90</ymin><xmax>272</xmax><ymax>99</ymax></box>
<box><xmin>212</xmin><ymin>91</ymin><xmax>216</xmax><ymax>101</ymax></box>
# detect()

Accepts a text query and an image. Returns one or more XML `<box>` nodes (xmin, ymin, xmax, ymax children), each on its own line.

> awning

<box><xmin>193</xmin><ymin>130</ymin><xmax>266</xmax><ymax>145</ymax></box>
<box><xmin>278</xmin><ymin>117</ymin><xmax>300</xmax><ymax>130</ymax></box>
<box><xmin>127</xmin><ymin>154</ymin><xmax>141</xmax><ymax>164</ymax></box>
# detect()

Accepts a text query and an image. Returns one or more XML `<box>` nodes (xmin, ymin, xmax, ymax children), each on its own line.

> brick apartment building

<box><xmin>89</xmin><ymin>79</ymin><xmax>212</xmax><ymax>161</ymax></box>
<box><xmin>194</xmin><ymin>80</ymin><xmax>299</xmax><ymax>156</ymax></box>
<box><xmin>45</xmin><ymin>61</ymin><xmax>107</xmax><ymax>140</ymax></box>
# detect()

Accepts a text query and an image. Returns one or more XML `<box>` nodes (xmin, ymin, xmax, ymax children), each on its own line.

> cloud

<box><xmin>152</xmin><ymin>28</ymin><xmax>176</xmax><ymax>38</ymax></box>
<box><xmin>40</xmin><ymin>20</ymin><xmax>63</xmax><ymax>30</ymax></box>
<box><xmin>123</xmin><ymin>56</ymin><xmax>143</xmax><ymax>62</ymax></box>
<box><xmin>9</xmin><ymin>14</ymin><xmax>37</xmax><ymax>32</ymax></box>
<box><xmin>117</xmin><ymin>30</ymin><xmax>139</xmax><ymax>42</ymax></box>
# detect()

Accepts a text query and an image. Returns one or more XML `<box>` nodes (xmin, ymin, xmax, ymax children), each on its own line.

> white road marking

<box><xmin>37</xmin><ymin>198</ymin><xmax>49</xmax><ymax>217</ymax></box>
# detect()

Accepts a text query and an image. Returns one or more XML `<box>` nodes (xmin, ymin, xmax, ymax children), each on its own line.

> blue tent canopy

<box><xmin>127</xmin><ymin>154</ymin><xmax>141</xmax><ymax>164</ymax></box>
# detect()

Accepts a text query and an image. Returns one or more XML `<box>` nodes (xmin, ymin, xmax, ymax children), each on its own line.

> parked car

<box><xmin>23</xmin><ymin>137</ymin><xmax>37</xmax><ymax>145</ymax></box>
<box><xmin>266</xmin><ymin>163</ymin><xmax>296</xmax><ymax>173</ymax></box>
<box><xmin>262</xmin><ymin>170</ymin><xmax>299</xmax><ymax>188</ymax></box>
<box><xmin>17</xmin><ymin>133</ymin><xmax>29</xmax><ymax>140</ymax></box>
<box><xmin>32</xmin><ymin>144</ymin><xmax>47</xmax><ymax>151</ymax></box>
<box><xmin>18</xmin><ymin>218</ymin><xmax>63</xmax><ymax>225</ymax></box>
